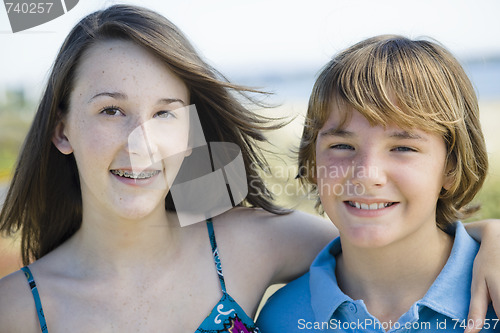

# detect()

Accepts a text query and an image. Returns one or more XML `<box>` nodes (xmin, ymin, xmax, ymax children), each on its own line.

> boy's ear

<box><xmin>442</xmin><ymin>174</ymin><xmax>454</xmax><ymax>191</ymax></box>
<box><xmin>442</xmin><ymin>163</ymin><xmax>455</xmax><ymax>191</ymax></box>
<box><xmin>52</xmin><ymin>117</ymin><xmax>73</xmax><ymax>155</ymax></box>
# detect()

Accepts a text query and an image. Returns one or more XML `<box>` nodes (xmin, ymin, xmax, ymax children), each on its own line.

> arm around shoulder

<box><xmin>261</xmin><ymin>210</ymin><xmax>337</xmax><ymax>284</ymax></box>
<box><xmin>0</xmin><ymin>270</ymin><xmax>40</xmax><ymax>333</ymax></box>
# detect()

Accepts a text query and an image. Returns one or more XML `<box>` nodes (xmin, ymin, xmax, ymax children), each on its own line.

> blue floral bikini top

<box><xmin>21</xmin><ymin>219</ymin><xmax>260</xmax><ymax>333</ymax></box>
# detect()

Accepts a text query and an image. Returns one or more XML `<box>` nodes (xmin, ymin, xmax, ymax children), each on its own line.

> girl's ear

<box><xmin>52</xmin><ymin>117</ymin><xmax>73</xmax><ymax>155</ymax></box>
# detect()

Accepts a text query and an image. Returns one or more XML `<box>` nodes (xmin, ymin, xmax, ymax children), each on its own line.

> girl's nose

<box><xmin>126</xmin><ymin>121</ymin><xmax>159</xmax><ymax>170</ymax></box>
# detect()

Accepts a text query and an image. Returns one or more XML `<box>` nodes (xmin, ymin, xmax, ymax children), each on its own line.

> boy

<box><xmin>256</xmin><ymin>35</ymin><xmax>498</xmax><ymax>332</ymax></box>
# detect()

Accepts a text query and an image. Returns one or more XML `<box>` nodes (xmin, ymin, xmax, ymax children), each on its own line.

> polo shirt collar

<box><xmin>308</xmin><ymin>222</ymin><xmax>479</xmax><ymax>322</ymax></box>
<box><xmin>309</xmin><ymin>237</ymin><xmax>351</xmax><ymax>322</ymax></box>
<box><xmin>417</xmin><ymin>222</ymin><xmax>479</xmax><ymax>319</ymax></box>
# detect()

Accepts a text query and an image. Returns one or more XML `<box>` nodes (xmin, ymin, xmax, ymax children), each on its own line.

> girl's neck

<box><xmin>335</xmin><ymin>223</ymin><xmax>453</xmax><ymax>323</ymax></box>
<box><xmin>59</xmin><ymin>205</ymin><xmax>202</xmax><ymax>280</ymax></box>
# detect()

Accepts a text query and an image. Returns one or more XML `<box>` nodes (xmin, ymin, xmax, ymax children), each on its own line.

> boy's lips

<box><xmin>342</xmin><ymin>199</ymin><xmax>400</xmax><ymax>217</ymax></box>
<box><xmin>345</xmin><ymin>200</ymin><xmax>397</xmax><ymax>210</ymax></box>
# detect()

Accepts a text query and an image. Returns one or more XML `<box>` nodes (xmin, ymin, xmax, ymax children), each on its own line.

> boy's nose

<box><xmin>350</xmin><ymin>152</ymin><xmax>387</xmax><ymax>188</ymax></box>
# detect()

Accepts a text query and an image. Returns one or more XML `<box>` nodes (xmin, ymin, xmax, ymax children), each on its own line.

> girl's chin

<box><xmin>111</xmin><ymin>198</ymin><xmax>166</xmax><ymax>220</ymax></box>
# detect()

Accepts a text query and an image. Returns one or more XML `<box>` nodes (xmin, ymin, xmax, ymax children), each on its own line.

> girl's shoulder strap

<box><xmin>20</xmin><ymin>266</ymin><xmax>48</xmax><ymax>332</ymax></box>
<box><xmin>206</xmin><ymin>218</ymin><xmax>227</xmax><ymax>293</ymax></box>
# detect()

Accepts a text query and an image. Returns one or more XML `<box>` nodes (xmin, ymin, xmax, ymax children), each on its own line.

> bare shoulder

<box><xmin>214</xmin><ymin>207</ymin><xmax>336</xmax><ymax>243</ymax></box>
<box><xmin>213</xmin><ymin>207</ymin><xmax>337</xmax><ymax>283</ymax></box>
<box><xmin>0</xmin><ymin>269</ymin><xmax>40</xmax><ymax>333</ymax></box>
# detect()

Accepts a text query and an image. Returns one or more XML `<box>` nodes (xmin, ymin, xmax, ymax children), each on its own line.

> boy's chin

<box><xmin>339</xmin><ymin>225</ymin><xmax>402</xmax><ymax>249</ymax></box>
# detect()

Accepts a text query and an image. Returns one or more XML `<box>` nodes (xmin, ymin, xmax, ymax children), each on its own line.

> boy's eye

<box><xmin>154</xmin><ymin>110</ymin><xmax>176</xmax><ymax>119</ymax></box>
<box><xmin>330</xmin><ymin>144</ymin><xmax>354</xmax><ymax>150</ymax></box>
<box><xmin>392</xmin><ymin>146</ymin><xmax>417</xmax><ymax>152</ymax></box>
<box><xmin>100</xmin><ymin>106</ymin><xmax>124</xmax><ymax>116</ymax></box>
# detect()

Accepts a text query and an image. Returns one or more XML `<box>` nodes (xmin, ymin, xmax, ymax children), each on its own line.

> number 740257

<box><xmin>5</xmin><ymin>2</ymin><xmax>54</xmax><ymax>14</ymax></box>
<box><xmin>452</xmin><ymin>318</ymin><xmax>499</xmax><ymax>330</ymax></box>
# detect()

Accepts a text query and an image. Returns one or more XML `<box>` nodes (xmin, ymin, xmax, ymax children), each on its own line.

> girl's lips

<box><xmin>110</xmin><ymin>169</ymin><xmax>162</xmax><ymax>186</ymax></box>
<box><xmin>110</xmin><ymin>169</ymin><xmax>161</xmax><ymax>179</ymax></box>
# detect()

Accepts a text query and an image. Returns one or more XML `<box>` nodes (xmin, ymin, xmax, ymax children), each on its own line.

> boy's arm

<box><xmin>464</xmin><ymin>219</ymin><xmax>500</xmax><ymax>333</ymax></box>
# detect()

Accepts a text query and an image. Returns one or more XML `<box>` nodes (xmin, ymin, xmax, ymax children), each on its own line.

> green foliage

<box><xmin>472</xmin><ymin>169</ymin><xmax>500</xmax><ymax>220</ymax></box>
<box><xmin>0</xmin><ymin>97</ymin><xmax>34</xmax><ymax>179</ymax></box>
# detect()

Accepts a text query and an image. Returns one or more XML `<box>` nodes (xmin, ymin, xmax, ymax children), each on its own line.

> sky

<box><xmin>1</xmin><ymin>0</ymin><xmax>500</xmax><ymax>97</ymax></box>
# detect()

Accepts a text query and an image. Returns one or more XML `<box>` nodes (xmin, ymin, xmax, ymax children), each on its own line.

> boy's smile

<box><xmin>315</xmin><ymin>107</ymin><xmax>452</xmax><ymax>249</ymax></box>
<box><xmin>343</xmin><ymin>199</ymin><xmax>399</xmax><ymax>218</ymax></box>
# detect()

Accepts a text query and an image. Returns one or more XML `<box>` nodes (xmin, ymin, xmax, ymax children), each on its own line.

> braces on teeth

<box><xmin>111</xmin><ymin>170</ymin><xmax>160</xmax><ymax>179</ymax></box>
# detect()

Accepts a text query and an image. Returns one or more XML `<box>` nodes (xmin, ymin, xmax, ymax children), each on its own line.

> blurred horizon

<box><xmin>2</xmin><ymin>0</ymin><xmax>500</xmax><ymax>97</ymax></box>
<box><xmin>1</xmin><ymin>55</ymin><xmax>500</xmax><ymax>106</ymax></box>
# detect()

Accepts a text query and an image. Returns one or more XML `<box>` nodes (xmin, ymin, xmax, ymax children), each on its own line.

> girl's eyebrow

<box><xmin>88</xmin><ymin>91</ymin><xmax>186</xmax><ymax>105</ymax></box>
<box><xmin>158</xmin><ymin>98</ymin><xmax>186</xmax><ymax>106</ymax></box>
<box><xmin>88</xmin><ymin>91</ymin><xmax>127</xmax><ymax>103</ymax></box>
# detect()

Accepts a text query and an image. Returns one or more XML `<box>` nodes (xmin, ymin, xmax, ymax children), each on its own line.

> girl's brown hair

<box><xmin>0</xmin><ymin>4</ymin><xmax>285</xmax><ymax>265</ymax></box>
<box><xmin>298</xmin><ymin>35</ymin><xmax>488</xmax><ymax>230</ymax></box>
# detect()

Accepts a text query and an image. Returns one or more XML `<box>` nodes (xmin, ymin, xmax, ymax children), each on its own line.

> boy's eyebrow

<box><xmin>88</xmin><ymin>91</ymin><xmax>186</xmax><ymax>105</ymax></box>
<box><xmin>318</xmin><ymin>127</ymin><xmax>354</xmax><ymax>138</ymax></box>
<box><xmin>318</xmin><ymin>128</ymin><xmax>427</xmax><ymax>141</ymax></box>
<box><xmin>389</xmin><ymin>130</ymin><xmax>427</xmax><ymax>141</ymax></box>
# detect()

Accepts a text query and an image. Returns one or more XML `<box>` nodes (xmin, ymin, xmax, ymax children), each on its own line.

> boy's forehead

<box><xmin>321</xmin><ymin>101</ymin><xmax>352</xmax><ymax>127</ymax></box>
<box><xmin>321</xmin><ymin>103</ymin><xmax>424</xmax><ymax>135</ymax></box>
<box><xmin>321</xmin><ymin>103</ymin><xmax>364</xmax><ymax>131</ymax></box>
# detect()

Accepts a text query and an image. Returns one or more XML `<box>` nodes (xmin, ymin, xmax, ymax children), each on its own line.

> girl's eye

<box><xmin>330</xmin><ymin>144</ymin><xmax>354</xmax><ymax>150</ymax></box>
<box><xmin>392</xmin><ymin>146</ymin><xmax>417</xmax><ymax>152</ymax></box>
<box><xmin>100</xmin><ymin>106</ymin><xmax>124</xmax><ymax>116</ymax></box>
<box><xmin>154</xmin><ymin>111</ymin><xmax>176</xmax><ymax>119</ymax></box>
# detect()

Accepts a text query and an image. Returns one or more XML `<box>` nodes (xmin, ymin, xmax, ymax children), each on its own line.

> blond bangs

<box><xmin>299</xmin><ymin>35</ymin><xmax>487</xmax><ymax>229</ymax></box>
<box><xmin>331</xmin><ymin>37</ymin><xmax>465</xmax><ymax>137</ymax></box>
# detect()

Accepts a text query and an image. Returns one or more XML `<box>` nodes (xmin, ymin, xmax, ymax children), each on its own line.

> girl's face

<box><xmin>315</xmin><ymin>107</ymin><xmax>453</xmax><ymax>249</ymax></box>
<box><xmin>53</xmin><ymin>40</ymin><xmax>191</xmax><ymax>221</ymax></box>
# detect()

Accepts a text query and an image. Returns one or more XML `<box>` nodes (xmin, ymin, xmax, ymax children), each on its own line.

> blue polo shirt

<box><xmin>256</xmin><ymin>223</ymin><xmax>498</xmax><ymax>332</ymax></box>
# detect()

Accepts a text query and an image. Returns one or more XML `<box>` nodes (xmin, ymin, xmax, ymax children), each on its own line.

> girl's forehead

<box><xmin>78</xmin><ymin>40</ymin><xmax>150</xmax><ymax>72</ymax></box>
<box><xmin>71</xmin><ymin>40</ymin><xmax>189</xmax><ymax>103</ymax></box>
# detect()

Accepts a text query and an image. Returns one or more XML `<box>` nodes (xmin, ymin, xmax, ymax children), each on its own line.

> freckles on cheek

<box><xmin>77</xmin><ymin>123</ymin><xmax>116</xmax><ymax>154</ymax></box>
<box><xmin>317</xmin><ymin>157</ymin><xmax>351</xmax><ymax>177</ymax></box>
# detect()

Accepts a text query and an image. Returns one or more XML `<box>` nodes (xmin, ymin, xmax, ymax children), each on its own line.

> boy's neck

<box><xmin>335</xmin><ymin>223</ymin><xmax>453</xmax><ymax>324</ymax></box>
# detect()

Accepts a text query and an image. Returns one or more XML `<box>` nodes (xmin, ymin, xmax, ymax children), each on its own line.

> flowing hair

<box><xmin>0</xmin><ymin>4</ymin><xmax>287</xmax><ymax>265</ymax></box>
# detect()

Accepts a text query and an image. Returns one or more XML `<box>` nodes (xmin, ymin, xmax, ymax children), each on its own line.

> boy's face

<box><xmin>315</xmin><ymin>106</ymin><xmax>452</xmax><ymax>249</ymax></box>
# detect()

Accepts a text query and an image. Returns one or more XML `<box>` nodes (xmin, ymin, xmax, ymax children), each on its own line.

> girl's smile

<box><xmin>52</xmin><ymin>39</ymin><xmax>191</xmax><ymax>220</ymax></box>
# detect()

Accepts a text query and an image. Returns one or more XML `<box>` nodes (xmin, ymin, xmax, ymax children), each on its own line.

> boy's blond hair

<box><xmin>298</xmin><ymin>35</ymin><xmax>488</xmax><ymax>230</ymax></box>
